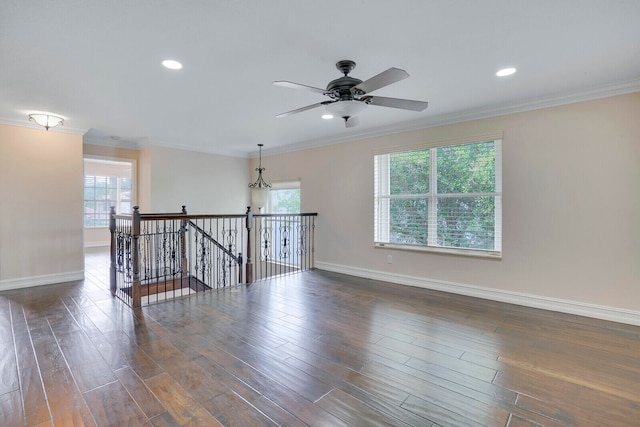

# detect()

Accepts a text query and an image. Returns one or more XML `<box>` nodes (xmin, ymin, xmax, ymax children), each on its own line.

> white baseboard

<box><xmin>315</xmin><ymin>261</ymin><xmax>640</xmax><ymax>326</ymax></box>
<box><xmin>0</xmin><ymin>271</ymin><xmax>85</xmax><ymax>292</ymax></box>
<box><xmin>85</xmin><ymin>242</ymin><xmax>110</xmax><ymax>248</ymax></box>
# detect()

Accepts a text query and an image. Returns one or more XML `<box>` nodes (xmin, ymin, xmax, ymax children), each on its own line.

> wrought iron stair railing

<box><xmin>110</xmin><ymin>206</ymin><xmax>317</xmax><ymax>307</ymax></box>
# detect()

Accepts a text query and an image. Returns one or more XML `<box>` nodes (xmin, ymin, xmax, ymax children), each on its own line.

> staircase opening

<box><xmin>110</xmin><ymin>206</ymin><xmax>317</xmax><ymax>307</ymax></box>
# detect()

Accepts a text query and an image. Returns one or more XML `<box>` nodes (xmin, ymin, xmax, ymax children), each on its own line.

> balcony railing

<box><xmin>110</xmin><ymin>206</ymin><xmax>316</xmax><ymax>307</ymax></box>
<box><xmin>249</xmin><ymin>212</ymin><xmax>317</xmax><ymax>281</ymax></box>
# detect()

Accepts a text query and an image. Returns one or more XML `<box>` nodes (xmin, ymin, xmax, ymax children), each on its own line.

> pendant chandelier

<box><xmin>248</xmin><ymin>144</ymin><xmax>271</xmax><ymax>208</ymax></box>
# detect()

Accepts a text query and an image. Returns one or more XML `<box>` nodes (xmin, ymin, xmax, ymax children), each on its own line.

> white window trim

<box><xmin>374</xmin><ymin>242</ymin><xmax>502</xmax><ymax>258</ymax></box>
<box><xmin>374</xmin><ymin>137</ymin><xmax>502</xmax><ymax>258</ymax></box>
<box><xmin>266</xmin><ymin>178</ymin><xmax>301</xmax><ymax>214</ymax></box>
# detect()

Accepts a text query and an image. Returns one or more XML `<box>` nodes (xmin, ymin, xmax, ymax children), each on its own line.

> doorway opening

<box><xmin>83</xmin><ymin>157</ymin><xmax>135</xmax><ymax>247</ymax></box>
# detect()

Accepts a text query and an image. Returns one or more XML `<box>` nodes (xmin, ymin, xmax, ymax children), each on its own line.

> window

<box><xmin>268</xmin><ymin>180</ymin><xmax>300</xmax><ymax>213</ymax></box>
<box><xmin>261</xmin><ymin>181</ymin><xmax>302</xmax><ymax>265</ymax></box>
<box><xmin>374</xmin><ymin>139</ymin><xmax>501</xmax><ymax>256</ymax></box>
<box><xmin>84</xmin><ymin>159</ymin><xmax>133</xmax><ymax>227</ymax></box>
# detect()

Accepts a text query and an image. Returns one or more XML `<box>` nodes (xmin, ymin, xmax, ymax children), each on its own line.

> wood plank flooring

<box><xmin>1</xmin><ymin>247</ymin><xmax>639</xmax><ymax>426</ymax></box>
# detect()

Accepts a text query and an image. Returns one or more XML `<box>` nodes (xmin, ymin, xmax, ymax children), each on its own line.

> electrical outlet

<box><xmin>387</xmin><ymin>255</ymin><xmax>393</xmax><ymax>264</ymax></box>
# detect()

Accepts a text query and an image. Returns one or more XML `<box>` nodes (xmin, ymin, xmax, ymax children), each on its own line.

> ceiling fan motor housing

<box><xmin>326</xmin><ymin>60</ymin><xmax>364</xmax><ymax>101</ymax></box>
<box><xmin>326</xmin><ymin>76</ymin><xmax>363</xmax><ymax>100</ymax></box>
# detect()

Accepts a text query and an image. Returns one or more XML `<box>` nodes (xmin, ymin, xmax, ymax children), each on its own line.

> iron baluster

<box><xmin>279</xmin><ymin>221</ymin><xmax>291</xmax><ymax>260</ymax></box>
<box><xmin>297</xmin><ymin>223</ymin><xmax>307</xmax><ymax>256</ymax></box>
<box><xmin>261</xmin><ymin>223</ymin><xmax>272</xmax><ymax>261</ymax></box>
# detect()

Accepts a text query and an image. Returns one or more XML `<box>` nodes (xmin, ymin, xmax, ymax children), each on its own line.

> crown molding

<box><xmin>82</xmin><ymin>135</ymin><xmax>149</xmax><ymax>151</ymax></box>
<box><xmin>4</xmin><ymin>78</ymin><xmax>638</xmax><ymax>159</ymax></box>
<box><xmin>261</xmin><ymin>78</ymin><xmax>640</xmax><ymax>157</ymax></box>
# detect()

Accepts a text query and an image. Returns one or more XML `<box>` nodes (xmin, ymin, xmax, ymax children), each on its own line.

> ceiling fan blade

<box><xmin>275</xmin><ymin>102</ymin><xmax>325</xmax><ymax>118</ymax></box>
<box><xmin>352</xmin><ymin>67</ymin><xmax>409</xmax><ymax>94</ymax></box>
<box><xmin>344</xmin><ymin>116</ymin><xmax>360</xmax><ymax>128</ymax></box>
<box><xmin>273</xmin><ymin>81</ymin><xmax>326</xmax><ymax>95</ymax></box>
<box><xmin>365</xmin><ymin>95</ymin><xmax>428</xmax><ymax>111</ymax></box>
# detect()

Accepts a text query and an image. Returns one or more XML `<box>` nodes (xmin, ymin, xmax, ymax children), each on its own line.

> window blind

<box><xmin>375</xmin><ymin>139</ymin><xmax>502</xmax><ymax>255</ymax></box>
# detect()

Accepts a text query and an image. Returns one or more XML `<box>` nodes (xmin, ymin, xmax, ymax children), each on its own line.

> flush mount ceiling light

<box><xmin>162</xmin><ymin>59</ymin><xmax>183</xmax><ymax>70</ymax></box>
<box><xmin>28</xmin><ymin>114</ymin><xmax>64</xmax><ymax>130</ymax></box>
<box><xmin>496</xmin><ymin>67</ymin><xmax>517</xmax><ymax>77</ymax></box>
<box><xmin>321</xmin><ymin>114</ymin><xmax>334</xmax><ymax>120</ymax></box>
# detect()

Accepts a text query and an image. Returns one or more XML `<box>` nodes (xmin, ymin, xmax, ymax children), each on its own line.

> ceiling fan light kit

<box><xmin>274</xmin><ymin>60</ymin><xmax>428</xmax><ymax>128</ymax></box>
<box><xmin>324</xmin><ymin>99</ymin><xmax>366</xmax><ymax>118</ymax></box>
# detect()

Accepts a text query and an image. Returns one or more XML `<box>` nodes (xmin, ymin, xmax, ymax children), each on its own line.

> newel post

<box><xmin>180</xmin><ymin>205</ymin><xmax>188</xmax><ymax>277</ymax></box>
<box><xmin>131</xmin><ymin>206</ymin><xmax>142</xmax><ymax>308</ymax></box>
<box><xmin>245</xmin><ymin>206</ymin><xmax>253</xmax><ymax>284</ymax></box>
<box><xmin>109</xmin><ymin>206</ymin><xmax>117</xmax><ymax>296</ymax></box>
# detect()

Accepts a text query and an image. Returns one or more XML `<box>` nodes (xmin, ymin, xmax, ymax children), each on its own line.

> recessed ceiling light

<box><xmin>322</xmin><ymin>114</ymin><xmax>334</xmax><ymax>120</ymax></box>
<box><xmin>496</xmin><ymin>67</ymin><xmax>516</xmax><ymax>77</ymax></box>
<box><xmin>162</xmin><ymin>59</ymin><xmax>183</xmax><ymax>70</ymax></box>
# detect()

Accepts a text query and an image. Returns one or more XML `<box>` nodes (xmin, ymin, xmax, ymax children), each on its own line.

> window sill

<box><xmin>374</xmin><ymin>242</ymin><xmax>502</xmax><ymax>259</ymax></box>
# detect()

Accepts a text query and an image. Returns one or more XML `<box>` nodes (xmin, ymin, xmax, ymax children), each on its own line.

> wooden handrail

<box><xmin>254</xmin><ymin>212</ymin><xmax>318</xmax><ymax>218</ymax></box>
<box><xmin>187</xmin><ymin>220</ymin><xmax>241</xmax><ymax>264</ymax></box>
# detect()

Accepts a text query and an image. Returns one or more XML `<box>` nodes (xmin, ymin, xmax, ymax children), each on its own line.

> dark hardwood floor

<box><xmin>1</xmin><ymin>248</ymin><xmax>639</xmax><ymax>426</ymax></box>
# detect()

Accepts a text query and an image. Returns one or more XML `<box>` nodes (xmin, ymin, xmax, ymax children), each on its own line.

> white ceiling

<box><xmin>1</xmin><ymin>1</ymin><xmax>639</xmax><ymax>157</ymax></box>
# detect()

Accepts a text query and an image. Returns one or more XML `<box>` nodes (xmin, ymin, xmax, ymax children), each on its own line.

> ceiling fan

<box><xmin>273</xmin><ymin>60</ymin><xmax>428</xmax><ymax>128</ymax></box>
